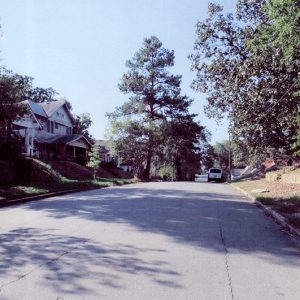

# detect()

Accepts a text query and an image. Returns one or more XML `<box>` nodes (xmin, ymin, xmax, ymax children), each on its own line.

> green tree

<box><xmin>190</xmin><ymin>0</ymin><xmax>300</xmax><ymax>164</ymax></box>
<box><xmin>292</xmin><ymin>116</ymin><xmax>300</xmax><ymax>156</ymax></box>
<box><xmin>107</xmin><ymin>118</ymin><xmax>148</xmax><ymax>178</ymax></box>
<box><xmin>250</xmin><ymin>0</ymin><xmax>300</xmax><ymax>156</ymax></box>
<box><xmin>200</xmin><ymin>143</ymin><xmax>215</xmax><ymax>171</ymax></box>
<box><xmin>250</xmin><ymin>0</ymin><xmax>300</xmax><ymax>64</ymax></box>
<box><xmin>213</xmin><ymin>140</ymin><xmax>230</xmax><ymax>171</ymax></box>
<box><xmin>159</xmin><ymin>119</ymin><xmax>207</xmax><ymax>180</ymax></box>
<box><xmin>87</xmin><ymin>144</ymin><xmax>101</xmax><ymax>180</ymax></box>
<box><xmin>0</xmin><ymin>68</ymin><xmax>56</xmax><ymax>142</ymax></box>
<box><xmin>108</xmin><ymin>36</ymin><xmax>203</xmax><ymax>179</ymax></box>
<box><xmin>73</xmin><ymin>112</ymin><xmax>94</xmax><ymax>142</ymax></box>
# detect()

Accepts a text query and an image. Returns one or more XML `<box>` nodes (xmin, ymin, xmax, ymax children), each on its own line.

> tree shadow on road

<box><xmin>0</xmin><ymin>227</ymin><xmax>182</xmax><ymax>297</ymax></box>
<box><xmin>23</xmin><ymin>183</ymin><xmax>300</xmax><ymax>266</ymax></box>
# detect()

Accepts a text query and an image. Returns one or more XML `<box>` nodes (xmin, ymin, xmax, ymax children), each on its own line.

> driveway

<box><xmin>0</xmin><ymin>182</ymin><xmax>299</xmax><ymax>299</ymax></box>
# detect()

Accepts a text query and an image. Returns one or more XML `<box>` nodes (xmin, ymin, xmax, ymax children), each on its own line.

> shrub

<box><xmin>159</xmin><ymin>165</ymin><xmax>176</xmax><ymax>181</ymax></box>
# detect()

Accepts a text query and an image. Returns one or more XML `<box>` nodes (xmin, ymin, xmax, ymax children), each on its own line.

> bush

<box><xmin>159</xmin><ymin>165</ymin><xmax>176</xmax><ymax>181</ymax></box>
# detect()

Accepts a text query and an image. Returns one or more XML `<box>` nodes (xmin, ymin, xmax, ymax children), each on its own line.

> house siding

<box><xmin>12</xmin><ymin>100</ymin><xmax>90</xmax><ymax>160</ymax></box>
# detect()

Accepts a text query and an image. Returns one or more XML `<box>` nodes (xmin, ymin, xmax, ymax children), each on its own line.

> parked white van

<box><xmin>208</xmin><ymin>168</ymin><xmax>223</xmax><ymax>182</ymax></box>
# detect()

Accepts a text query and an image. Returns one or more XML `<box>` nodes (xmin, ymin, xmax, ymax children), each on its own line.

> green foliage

<box><xmin>73</xmin><ymin>112</ymin><xmax>94</xmax><ymax>142</ymax></box>
<box><xmin>0</xmin><ymin>67</ymin><xmax>56</xmax><ymax>142</ymax></box>
<box><xmin>200</xmin><ymin>143</ymin><xmax>215</xmax><ymax>171</ymax></box>
<box><xmin>159</xmin><ymin>164</ymin><xmax>177</xmax><ymax>181</ymax></box>
<box><xmin>213</xmin><ymin>140</ymin><xmax>230</xmax><ymax>171</ymax></box>
<box><xmin>159</xmin><ymin>119</ymin><xmax>206</xmax><ymax>180</ymax></box>
<box><xmin>190</xmin><ymin>0</ymin><xmax>300</xmax><ymax>164</ymax></box>
<box><xmin>87</xmin><ymin>144</ymin><xmax>101</xmax><ymax>180</ymax></box>
<box><xmin>250</xmin><ymin>0</ymin><xmax>300</xmax><ymax>63</ymax></box>
<box><xmin>292</xmin><ymin>115</ymin><xmax>300</xmax><ymax>155</ymax></box>
<box><xmin>107</xmin><ymin>36</ymin><xmax>207</xmax><ymax>179</ymax></box>
<box><xmin>106</xmin><ymin>118</ymin><xmax>149</xmax><ymax>178</ymax></box>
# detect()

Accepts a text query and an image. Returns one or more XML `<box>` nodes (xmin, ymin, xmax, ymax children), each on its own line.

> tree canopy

<box><xmin>190</xmin><ymin>0</ymin><xmax>300</xmax><ymax>164</ymax></box>
<box><xmin>73</xmin><ymin>112</ymin><xmax>94</xmax><ymax>142</ymax></box>
<box><xmin>0</xmin><ymin>67</ymin><xmax>56</xmax><ymax>142</ymax></box>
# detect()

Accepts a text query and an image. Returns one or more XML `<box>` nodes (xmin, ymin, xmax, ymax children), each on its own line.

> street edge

<box><xmin>0</xmin><ymin>187</ymin><xmax>98</xmax><ymax>208</ymax></box>
<box><xmin>0</xmin><ymin>179</ymin><xmax>138</xmax><ymax>208</ymax></box>
<box><xmin>231</xmin><ymin>184</ymin><xmax>300</xmax><ymax>240</ymax></box>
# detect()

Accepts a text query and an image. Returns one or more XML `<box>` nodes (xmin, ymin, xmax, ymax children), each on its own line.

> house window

<box><xmin>55</xmin><ymin>122</ymin><xmax>58</xmax><ymax>129</ymax></box>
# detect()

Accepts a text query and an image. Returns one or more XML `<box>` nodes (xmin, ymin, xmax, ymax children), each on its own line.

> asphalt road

<box><xmin>0</xmin><ymin>182</ymin><xmax>299</xmax><ymax>300</ymax></box>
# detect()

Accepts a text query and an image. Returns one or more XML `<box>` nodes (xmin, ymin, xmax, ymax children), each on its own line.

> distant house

<box><xmin>95</xmin><ymin>140</ymin><xmax>116</xmax><ymax>164</ymax></box>
<box><xmin>12</xmin><ymin>99</ymin><xmax>92</xmax><ymax>161</ymax></box>
<box><xmin>95</xmin><ymin>139</ymin><xmax>133</xmax><ymax>172</ymax></box>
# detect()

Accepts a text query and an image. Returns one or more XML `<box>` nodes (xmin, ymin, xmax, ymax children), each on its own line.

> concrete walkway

<box><xmin>0</xmin><ymin>182</ymin><xmax>299</xmax><ymax>299</ymax></box>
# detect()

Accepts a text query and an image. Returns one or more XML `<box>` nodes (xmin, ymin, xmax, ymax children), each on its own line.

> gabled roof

<box><xmin>53</xmin><ymin>134</ymin><xmax>91</xmax><ymax>145</ymax></box>
<box><xmin>36</xmin><ymin>134</ymin><xmax>93</xmax><ymax>147</ymax></box>
<box><xmin>40</xmin><ymin>99</ymin><xmax>70</xmax><ymax>117</ymax></box>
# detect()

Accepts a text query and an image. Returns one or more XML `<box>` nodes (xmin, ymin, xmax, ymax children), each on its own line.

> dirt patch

<box><xmin>45</xmin><ymin>160</ymin><xmax>93</xmax><ymax>180</ymax></box>
<box><xmin>102</xmin><ymin>167</ymin><xmax>134</xmax><ymax>179</ymax></box>
<box><xmin>262</xmin><ymin>181</ymin><xmax>300</xmax><ymax>196</ymax></box>
<box><xmin>97</xmin><ymin>167</ymin><xmax>117</xmax><ymax>179</ymax></box>
<box><xmin>44</xmin><ymin>160</ymin><xmax>130</xmax><ymax>180</ymax></box>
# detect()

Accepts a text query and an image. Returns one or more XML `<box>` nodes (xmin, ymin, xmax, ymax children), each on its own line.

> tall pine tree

<box><xmin>107</xmin><ymin>36</ymin><xmax>206</xmax><ymax>179</ymax></box>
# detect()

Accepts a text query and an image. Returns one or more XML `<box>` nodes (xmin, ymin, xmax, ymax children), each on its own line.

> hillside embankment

<box><xmin>0</xmin><ymin>158</ymin><xmax>134</xmax><ymax>200</ymax></box>
<box><xmin>232</xmin><ymin>167</ymin><xmax>300</xmax><ymax>229</ymax></box>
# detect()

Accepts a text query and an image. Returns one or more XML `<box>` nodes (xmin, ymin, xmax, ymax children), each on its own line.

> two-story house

<box><xmin>12</xmin><ymin>99</ymin><xmax>92</xmax><ymax>161</ymax></box>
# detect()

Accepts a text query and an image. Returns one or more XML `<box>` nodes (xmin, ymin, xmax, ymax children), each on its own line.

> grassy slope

<box><xmin>0</xmin><ymin>158</ymin><xmax>133</xmax><ymax>200</ymax></box>
<box><xmin>232</xmin><ymin>168</ymin><xmax>300</xmax><ymax>228</ymax></box>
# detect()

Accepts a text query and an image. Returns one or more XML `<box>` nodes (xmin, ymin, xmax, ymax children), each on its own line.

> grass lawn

<box><xmin>232</xmin><ymin>178</ymin><xmax>300</xmax><ymax>229</ymax></box>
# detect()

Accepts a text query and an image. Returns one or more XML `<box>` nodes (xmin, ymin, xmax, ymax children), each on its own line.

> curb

<box><xmin>0</xmin><ymin>179</ymin><xmax>137</xmax><ymax>209</ymax></box>
<box><xmin>231</xmin><ymin>184</ymin><xmax>300</xmax><ymax>240</ymax></box>
<box><xmin>0</xmin><ymin>187</ymin><xmax>99</xmax><ymax>208</ymax></box>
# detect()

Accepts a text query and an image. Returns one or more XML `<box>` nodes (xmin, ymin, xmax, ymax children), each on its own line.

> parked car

<box><xmin>208</xmin><ymin>168</ymin><xmax>222</xmax><ymax>182</ymax></box>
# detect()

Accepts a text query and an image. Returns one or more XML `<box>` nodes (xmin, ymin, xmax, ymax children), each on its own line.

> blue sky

<box><xmin>0</xmin><ymin>0</ymin><xmax>235</xmax><ymax>143</ymax></box>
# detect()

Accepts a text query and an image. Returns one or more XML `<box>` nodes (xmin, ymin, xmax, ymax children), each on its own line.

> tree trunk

<box><xmin>5</xmin><ymin>120</ymin><xmax>12</xmax><ymax>143</ymax></box>
<box><xmin>175</xmin><ymin>159</ymin><xmax>181</xmax><ymax>180</ymax></box>
<box><xmin>143</xmin><ymin>131</ymin><xmax>154</xmax><ymax>180</ymax></box>
<box><xmin>143</xmin><ymin>147</ymin><xmax>152</xmax><ymax>180</ymax></box>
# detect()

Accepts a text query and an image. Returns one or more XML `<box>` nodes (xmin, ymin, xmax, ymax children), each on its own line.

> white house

<box><xmin>12</xmin><ymin>99</ymin><xmax>92</xmax><ymax>161</ymax></box>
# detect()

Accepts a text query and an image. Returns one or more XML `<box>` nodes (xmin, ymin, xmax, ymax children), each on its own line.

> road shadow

<box><xmin>23</xmin><ymin>183</ymin><xmax>300</xmax><ymax>266</ymax></box>
<box><xmin>0</xmin><ymin>227</ymin><xmax>182</xmax><ymax>296</ymax></box>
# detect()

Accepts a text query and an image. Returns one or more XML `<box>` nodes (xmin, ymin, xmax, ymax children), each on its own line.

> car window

<box><xmin>210</xmin><ymin>168</ymin><xmax>222</xmax><ymax>173</ymax></box>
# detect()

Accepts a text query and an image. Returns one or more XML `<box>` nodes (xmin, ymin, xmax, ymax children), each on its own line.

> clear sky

<box><xmin>0</xmin><ymin>0</ymin><xmax>235</xmax><ymax>143</ymax></box>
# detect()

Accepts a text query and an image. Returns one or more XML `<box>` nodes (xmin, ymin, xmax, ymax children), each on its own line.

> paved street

<box><xmin>0</xmin><ymin>182</ymin><xmax>299</xmax><ymax>300</ymax></box>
